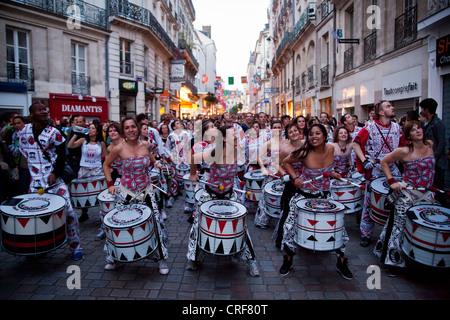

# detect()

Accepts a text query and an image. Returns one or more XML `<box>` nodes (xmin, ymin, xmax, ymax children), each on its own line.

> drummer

<box><xmin>331</xmin><ymin>125</ymin><xmax>354</xmax><ymax>179</ymax></box>
<box><xmin>68</xmin><ymin>122</ymin><xmax>107</xmax><ymax>223</ymax></box>
<box><xmin>186</xmin><ymin>125</ymin><xmax>260</xmax><ymax>277</ymax></box>
<box><xmin>102</xmin><ymin>117</ymin><xmax>168</xmax><ymax>274</ymax></box>
<box><xmin>254</xmin><ymin>120</ymin><xmax>287</xmax><ymax>228</ymax></box>
<box><xmin>17</xmin><ymin>101</ymin><xmax>83</xmax><ymax>260</ymax></box>
<box><xmin>280</xmin><ymin>124</ymin><xmax>353</xmax><ymax>280</ymax></box>
<box><xmin>374</xmin><ymin>120</ymin><xmax>436</xmax><ymax>276</ymax></box>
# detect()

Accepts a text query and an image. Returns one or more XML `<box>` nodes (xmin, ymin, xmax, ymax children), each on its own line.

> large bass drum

<box><xmin>1</xmin><ymin>193</ymin><xmax>67</xmax><ymax>255</ymax></box>
<box><xmin>70</xmin><ymin>176</ymin><xmax>107</xmax><ymax>208</ymax></box>
<box><xmin>198</xmin><ymin>200</ymin><xmax>247</xmax><ymax>256</ymax></box>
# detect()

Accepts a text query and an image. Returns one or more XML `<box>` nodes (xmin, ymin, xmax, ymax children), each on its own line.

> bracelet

<box><xmin>387</xmin><ymin>178</ymin><xmax>397</xmax><ymax>186</ymax></box>
<box><xmin>290</xmin><ymin>176</ymin><xmax>299</xmax><ymax>182</ymax></box>
<box><xmin>107</xmin><ymin>179</ymin><xmax>114</xmax><ymax>188</ymax></box>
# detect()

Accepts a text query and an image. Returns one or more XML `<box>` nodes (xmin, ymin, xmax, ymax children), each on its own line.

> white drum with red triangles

<box><xmin>331</xmin><ymin>178</ymin><xmax>364</xmax><ymax>214</ymax></box>
<box><xmin>198</xmin><ymin>200</ymin><xmax>247</xmax><ymax>256</ymax></box>
<box><xmin>244</xmin><ymin>170</ymin><xmax>265</xmax><ymax>202</ymax></box>
<box><xmin>369</xmin><ymin>176</ymin><xmax>402</xmax><ymax>225</ymax></box>
<box><xmin>103</xmin><ymin>204</ymin><xmax>158</xmax><ymax>262</ymax></box>
<box><xmin>0</xmin><ymin>193</ymin><xmax>67</xmax><ymax>255</ymax></box>
<box><xmin>175</xmin><ymin>164</ymin><xmax>190</xmax><ymax>182</ymax></box>
<box><xmin>294</xmin><ymin>198</ymin><xmax>346</xmax><ymax>251</ymax></box>
<box><xmin>184</xmin><ymin>173</ymin><xmax>205</xmax><ymax>205</ymax></box>
<box><xmin>70</xmin><ymin>176</ymin><xmax>107</xmax><ymax>208</ymax></box>
<box><xmin>401</xmin><ymin>204</ymin><xmax>450</xmax><ymax>268</ymax></box>
<box><xmin>264</xmin><ymin>180</ymin><xmax>285</xmax><ymax>218</ymax></box>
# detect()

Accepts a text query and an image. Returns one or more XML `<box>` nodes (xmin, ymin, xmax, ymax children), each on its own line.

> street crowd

<box><xmin>0</xmin><ymin>98</ymin><xmax>448</xmax><ymax>281</ymax></box>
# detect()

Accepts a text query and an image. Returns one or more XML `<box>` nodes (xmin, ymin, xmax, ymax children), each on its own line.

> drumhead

<box><xmin>200</xmin><ymin>200</ymin><xmax>246</xmax><ymax>219</ymax></box>
<box><xmin>406</xmin><ymin>205</ymin><xmax>450</xmax><ymax>231</ymax></box>
<box><xmin>98</xmin><ymin>189</ymin><xmax>115</xmax><ymax>202</ymax></box>
<box><xmin>265</xmin><ymin>180</ymin><xmax>284</xmax><ymax>195</ymax></box>
<box><xmin>370</xmin><ymin>176</ymin><xmax>401</xmax><ymax>195</ymax></box>
<box><xmin>104</xmin><ymin>204</ymin><xmax>152</xmax><ymax>229</ymax></box>
<box><xmin>244</xmin><ymin>169</ymin><xmax>264</xmax><ymax>180</ymax></box>
<box><xmin>294</xmin><ymin>198</ymin><xmax>346</xmax><ymax>213</ymax></box>
<box><xmin>331</xmin><ymin>178</ymin><xmax>359</xmax><ymax>188</ymax></box>
<box><xmin>176</xmin><ymin>164</ymin><xmax>190</xmax><ymax>171</ymax></box>
<box><xmin>0</xmin><ymin>193</ymin><xmax>66</xmax><ymax>217</ymax></box>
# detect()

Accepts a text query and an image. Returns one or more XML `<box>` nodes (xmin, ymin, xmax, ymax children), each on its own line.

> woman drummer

<box><xmin>186</xmin><ymin>125</ymin><xmax>260</xmax><ymax>277</ymax></box>
<box><xmin>68</xmin><ymin>122</ymin><xmax>107</xmax><ymax>222</ymax></box>
<box><xmin>374</xmin><ymin>120</ymin><xmax>436</xmax><ymax>276</ymax></box>
<box><xmin>331</xmin><ymin>125</ymin><xmax>354</xmax><ymax>179</ymax></box>
<box><xmin>279</xmin><ymin>124</ymin><xmax>353</xmax><ymax>280</ymax></box>
<box><xmin>102</xmin><ymin>117</ymin><xmax>168</xmax><ymax>274</ymax></box>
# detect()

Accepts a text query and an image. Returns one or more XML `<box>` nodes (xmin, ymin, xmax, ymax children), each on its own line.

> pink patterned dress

<box><xmin>120</xmin><ymin>155</ymin><xmax>151</xmax><ymax>193</ymax></box>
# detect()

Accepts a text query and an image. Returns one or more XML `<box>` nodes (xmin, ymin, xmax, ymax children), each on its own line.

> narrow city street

<box><xmin>0</xmin><ymin>190</ymin><xmax>449</xmax><ymax>302</ymax></box>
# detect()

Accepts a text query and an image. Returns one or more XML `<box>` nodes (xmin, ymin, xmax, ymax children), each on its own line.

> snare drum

<box><xmin>97</xmin><ymin>189</ymin><xmax>116</xmax><ymax>214</ymax></box>
<box><xmin>294</xmin><ymin>198</ymin><xmax>346</xmax><ymax>251</ymax></box>
<box><xmin>198</xmin><ymin>200</ymin><xmax>247</xmax><ymax>256</ymax></box>
<box><xmin>183</xmin><ymin>174</ymin><xmax>205</xmax><ymax>205</ymax></box>
<box><xmin>161</xmin><ymin>166</ymin><xmax>173</xmax><ymax>177</ymax></box>
<box><xmin>331</xmin><ymin>179</ymin><xmax>364</xmax><ymax>214</ymax></box>
<box><xmin>244</xmin><ymin>170</ymin><xmax>265</xmax><ymax>202</ymax></box>
<box><xmin>401</xmin><ymin>205</ymin><xmax>450</xmax><ymax>268</ymax></box>
<box><xmin>369</xmin><ymin>176</ymin><xmax>401</xmax><ymax>225</ymax></box>
<box><xmin>0</xmin><ymin>193</ymin><xmax>67</xmax><ymax>255</ymax></box>
<box><xmin>175</xmin><ymin>164</ymin><xmax>190</xmax><ymax>182</ymax></box>
<box><xmin>70</xmin><ymin>176</ymin><xmax>107</xmax><ymax>208</ymax></box>
<box><xmin>103</xmin><ymin>204</ymin><xmax>158</xmax><ymax>262</ymax></box>
<box><xmin>264</xmin><ymin>180</ymin><xmax>285</xmax><ymax>218</ymax></box>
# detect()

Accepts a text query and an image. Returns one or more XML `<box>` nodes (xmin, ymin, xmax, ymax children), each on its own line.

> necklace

<box><xmin>338</xmin><ymin>142</ymin><xmax>347</xmax><ymax>154</ymax></box>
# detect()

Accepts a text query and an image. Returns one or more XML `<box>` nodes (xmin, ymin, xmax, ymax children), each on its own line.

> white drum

<box><xmin>351</xmin><ymin>171</ymin><xmax>365</xmax><ymax>184</ymax></box>
<box><xmin>369</xmin><ymin>176</ymin><xmax>401</xmax><ymax>225</ymax></box>
<box><xmin>330</xmin><ymin>179</ymin><xmax>364</xmax><ymax>214</ymax></box>
<box><xmin>1</xmin><ymin>193</ymin><xmax>67</xmax><ymax>255</ymax></box>
<box><xmin>183</xmin><ymin>174</ymin><xmax>205</xmax><ymax>205</ymax></box>
<box><xmin>149</xmin><ymin>170</ymin><xmax>161</xmax><ymax>199</ymax></box>
<box><xmin>194</xmin><ymin>189</ymin><xmax>238</xmax><ymax>212</ymax></box>
<box><xmin>198</xmin><ymin>200</ymin><xmax>247</xmax><ymax>256</ymax></box>
<box><xmin>244</xmin><ymin>170</ymin><xmax>265</xmax><ymax>202</ymax></box>
<box><xmin>103</xmin><ymin>204</ymin><xmax>158</xmax><ymax>262</ymax></box>
<box><xmin>70</xmin><ymin>176</ymin><xmax>107</xmax><ymax>208</ymax></box>
<box><xmin>294</xmin><ymin>198</ymin><xmax>346</xmax><ymax>251</ymax></box>
<box><xmin>264</xmin><ymin>180</ymin><xmax>285</xmax><ymax>218</ymax></box>
<box><xmin>175</xmin><ymin>164</ymin><xmax>190</xmax><ymax>182</ymax></box>
<box><xmin>402</xmin><ymin>205</ymin><xmax>450</xmax><ymax>268</ymax></box>
<box><xmin>97</xmin><ymin>189</ymin><xmax>116</xmax><ymax>214</ymax></box>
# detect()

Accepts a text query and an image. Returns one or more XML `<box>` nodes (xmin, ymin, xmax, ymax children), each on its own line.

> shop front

<box><xmin>119</xmin><ymin>79</ymin><xmax>138</xmax><ymax>119</ymax></box>
<box><xmin>49</xmin><ymin>93</ymin><xmax>108</xmax><ymax>123</ymax></box>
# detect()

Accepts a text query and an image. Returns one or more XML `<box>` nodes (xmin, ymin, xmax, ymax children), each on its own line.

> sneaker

<box><xmin>249</xmin><ymin>260</ymin><xmax>260</xmax><ymax>277</ymax></box>
<box><xmin>79</xmin><ymin>212</ymin><xmax>89</xmax><ymax>222</ymax></box>
<box><xmin>166</xmin><ymin>197</ymin><xmax>174</xmax><ymax>208</ymax></box>
<box><xmin>72</xmin><ymin>251</ymin><xmax>83</xmax><ymax>261</ymax></box>
<box><xmin>95</xmin><ymin>229</ymin><xmax>105</xmax><ymax>241</ymax></box>
<box><xmin>158</xmin><ymin>259</ymin><xmax>169</xmax><ymax>275</ymax></box>
<box><xmin>336</xmin><ymin>258</ymin><xmax>353</xmax><ymax>280</ymax></box>
<box><xmin>360</xmin><ymin>237</ymin><xmax>371</xmax><ymax>247</ymax></box>
<box><xmin>104</xmin><ymin>262</ymin><xmax>124</xmax><ymax>271</ymax></box>
<box><xmin>186</xmin><ymin>260</ymin><xmax>198</xmax><ymax>271</ymax></box>
<box><xmin>279</xmin><ymin>255</ymin><xmax>293</xmax><ymax>276</ymax></box>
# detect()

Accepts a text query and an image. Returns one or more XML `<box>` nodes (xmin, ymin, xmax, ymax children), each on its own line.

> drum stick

<box><xmin>404</xmin><ymin>186</ymin><xmax>450</xmax><ymax>196</ymax></box>
<box><xmin>339</xmin><ymin>178</ymin><xmax>366</xmax><ymax>190</ymax></box>
<box><xmin>151</xmin><ymin>184</ymin><xmax>168</xmax><ymax>195</ymax></box>
<box><xmin>302</xmin><ymin>172</ymin><xmax>330</xmax><ymax>185</ymax></box>
<box><xmin>37</xmin><ymin>183</ymin><xmax>65</xmax><ymax>195</ymax></box>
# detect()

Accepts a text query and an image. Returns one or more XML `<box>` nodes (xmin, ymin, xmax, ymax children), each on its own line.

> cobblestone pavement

<box><xmin>0</xmin><ymin>190</ymin><xmax>449</xmax><ymax>302</ymax></box>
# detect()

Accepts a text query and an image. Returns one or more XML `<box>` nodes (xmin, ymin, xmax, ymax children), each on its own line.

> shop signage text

<box><xmin>61</xmin><ymin>104</ymin><xmax>103</xmax><ymax>113</ymax></box>
<box><xmin>436</xmin><ymin>34</ymin><xmax>450</xmax><ymax>67</ymax></box>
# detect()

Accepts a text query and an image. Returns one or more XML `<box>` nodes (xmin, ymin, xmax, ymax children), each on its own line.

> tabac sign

<box><xmin>119</xmin><ymin>79</ymin><xmax>138</xmax><ymax>94</ymax></box>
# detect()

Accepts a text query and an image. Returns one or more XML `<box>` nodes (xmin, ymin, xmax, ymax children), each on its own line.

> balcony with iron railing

<box><xmin>307</xmin><ymin>65</ymin><xmax>315</xmax><ymax>88</ymax></box>
<box><xmin>395</xmin><ymin>5</ymin><xmax>417</xmax><ymax>49</ymax></box>
<box><xmin>321</xmin><ymin>65</ymin><xmax>329</xmax><ymax>87</ymax></box>
<box><xmin>343</xmin><ymin>46</ymin><xmax>353</xmax><ymax>73</ymax></box>
<box><xmin>7</xmin><ymin>65</ymin><xmax>34</xmax><ymax>91</ymax></box>
<box><xmin>10</xmin><ymin>0</ymin><xmax>107</xmax><ymax>29</ymax></box>
<box><xmin>364</xmin><ymin>31</ymin><xmax>377</xmax><ymax>63</ymax></box>
<box><xmin>178</xmin><ymin>38</ymin><xmax>199</xmax><ymax>70</ymax></box>
<box><xmin>425</xmin><ymin>0</ymin><xmax>450</xmax><ymax>17</ymax></box>
<box><xmin>321</xmin><ymin>0</ymin><xmax>332</xmax><ymax>21</ymax></box>
<box><xmin>109</xmin><ymin>0</ymin><xmax>180</xmax><ymax>58</ymax></box>
<box><xmin>71</xmin><ymin>73</ymin><xmax>90</xmax><ymax>95</ymax></box>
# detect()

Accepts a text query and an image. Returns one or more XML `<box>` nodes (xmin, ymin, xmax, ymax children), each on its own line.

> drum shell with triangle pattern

<box><xmin>264</xmin><ymin>180</ymin><xmax>285</xmax><ymax>218</ymax></box>
<box><xmin>198</xmin><ymin>200</ymin><xmax>247</xmax><ymax>256</ymax></box>
<box><xmin>103</xmin><ymin>204</ymin><xmax>158</xmax><ymax>262</ymax></box>
<box><xmin>369</xmin><ymin>176</ymin><xmax>402</xmax><ymax>225</ymax></box>
<box><xmin>70</xmin><ymin>176</ymin><xmax>107</xmax><ymax>208</ymax></box>
<box><xmin>244</xmin><ymin>170</ymin><xmax>265</xmax><ymax>202</ymax></box>
<box><xmin>401</xmin><ymin>204</ymin><xmax>450</xmax><ymax>268</ymax></box>
<box><xmin>330</xmin><ymin>178</ymin><xmax>364</xmax><ymax>214</ymax></box>
<box><xmin>184</xmin><ymin>174</ymin><xmax>205</xmax><ymax>204</ymax></box>
<box><xmin>294</xmin><ymin>198</ymin><xmax>346</xmax><ymax>251</ymax></box>
<box><xmin>0</xmin><ymin>194</ymin><xmax>67</xmax><ymax>255</ymax></box>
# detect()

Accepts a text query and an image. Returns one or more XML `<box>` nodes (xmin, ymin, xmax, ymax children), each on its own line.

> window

<box><xmin>6</xmin><ymin>28</ymin><xmax>30</xmax><ymax>80</ymax></box>
<box><xmin>71</xmin><ymin>42</ymin><xmax>86</xmax><ymax>76</ymax></box>
<box><xmin>120</xmin><ymin>39</ymin><xmax>133</xmax><ymax>75</ymax></box>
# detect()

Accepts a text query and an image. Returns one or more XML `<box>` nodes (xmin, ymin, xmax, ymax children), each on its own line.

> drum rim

<box><xmin>71</xmin><ymin>176</ymin><xmax>106</xmax><ymax>183</ymax></box>
<box><xmin>199</xmin><ymin>200</ymin><xmax>247</xmax><ymax>219</ymax></box>
<box><xmin>0</xmin><ymin>193</ymin><xmax>66</xmax><ymax>216</ymax></box>
<box><xmin>406</xmin><ymin>205</ymin><xmax>450</xmax><ymax>230</ymax></box>
<box><xmin>103</xmin><ymin>204</ymin><xmax>152</xmax><ymax>228</ymax></box>
<box><xmin>294</xmin><ymin>198</ymin><xmax>346</xmax><ymax>213</ymax></box>
<box><xmin>370</xmin><ymin>176</ymin><xmax>402</xmax><ymax>194</ymax></box>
